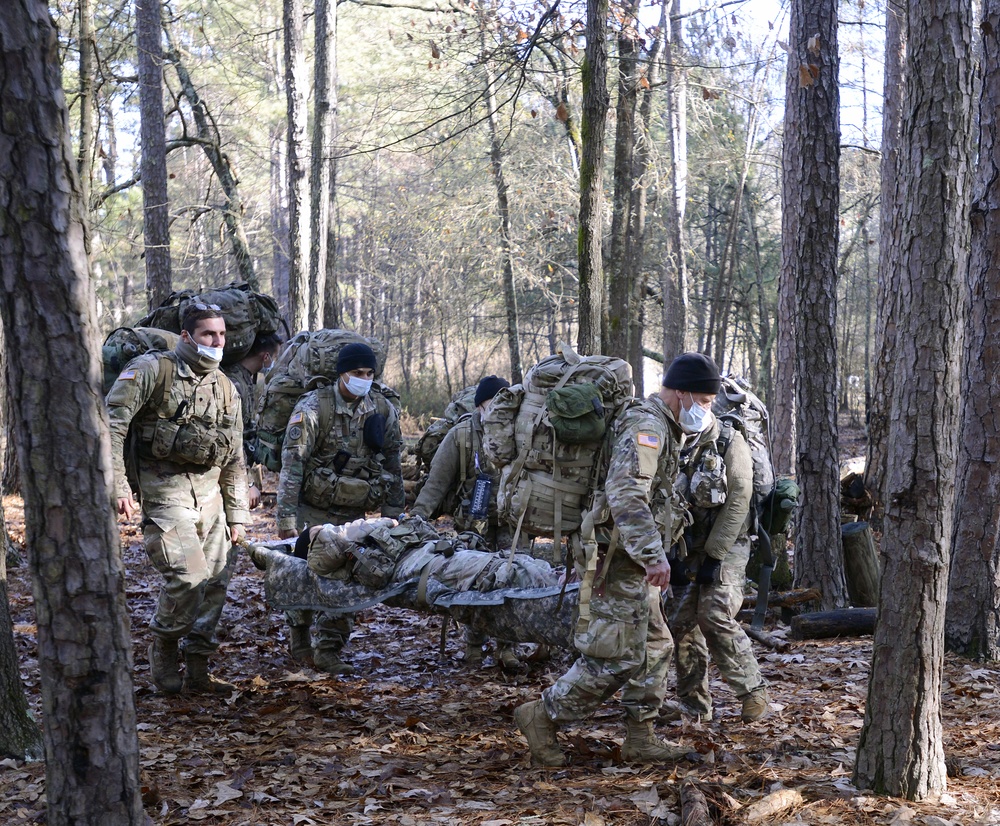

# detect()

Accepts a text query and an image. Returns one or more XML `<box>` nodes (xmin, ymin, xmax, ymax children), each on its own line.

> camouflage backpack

<box><xmin>482</xmin><ymin>343</ymin><xmax>633</xmax><ymax>551</ymax></box>
<box><xmin>255</xmin><ymin>328</ymin><xmax>393</xmax><ymax>472</ymax></box>
<box><xmin>414</xmin><ymin>384</ymin><xmax>478</xmax><ymax>474</ymax></box>
<box><xmin>102</xmin><ymin>327</ymin><xmax>180</xmax><ymax>395</ymax></box>
<box><xmin>137</xmin><ymin>281</ymin><xmax>284</xmax><ymax>366</ymax></box>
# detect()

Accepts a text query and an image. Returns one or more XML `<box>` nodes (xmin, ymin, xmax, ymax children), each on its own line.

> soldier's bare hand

<box><xmin>248</xmin><ymin>485</ymin><xmax>262</xmax><ymax>510</ymax></box>
<box><xmin>278</xmin><ymin>528</ymin><xmax>298</xmax><ymax>540</ymax></box>
<box><xmin>230</xmin><ymin>524</ymin><xmax>246</xmax><ymax>544</ymax></box>
<box><xmin>118</xmin><ymin>496</ymin><xmax>137</xmax><ymax>521</ymax></box>
<box><xmin>645</xmin><ymin>560</ymin><xmax>672</xmax><ymax>588</ymax></box>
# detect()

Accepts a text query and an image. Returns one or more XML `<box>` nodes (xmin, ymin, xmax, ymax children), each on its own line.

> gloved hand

<box><xmin>695</xmin><ymin>557</ymin><xmax>722</xmax><ymax>585</ymax></box>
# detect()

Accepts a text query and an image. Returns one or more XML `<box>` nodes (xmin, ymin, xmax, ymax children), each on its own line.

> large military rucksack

<box><xmin>414</xmin><ymin>384</ymin><xmax>478</xmax><ymax>474</ymax></box>
<box><xmin>255</xmin><ymin>328</ymin><xmax>393</xmax><ymax>471</ymax></box>
<box><xmin>102</xmin><ymin>326</ymin><xmax>180</xmax><ymax>395</ymax></box>
<box><xmin>482</xmin><ymin>343</ymin><xmax>633</xmax><ymax>551</ymax></box>
<box><xmin>137</xmin><ymin>281</ymin><xmax>284</xmax><ymax>366</ymax></box>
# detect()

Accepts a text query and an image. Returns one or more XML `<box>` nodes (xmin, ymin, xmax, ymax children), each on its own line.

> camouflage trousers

<box><xmin>284</xmin><ymin>502</ymin><xmax>360</xmax><ymax>653</ymax></box>
<box><xmin>142</xmin><ymin>494</ymin><xmax>236</xmax><ymax>656</ymax></box>
<box><xmin>544</xmin><ymin>555</ymin><xmax>673</xmax><ymax>724</ymax></box>
<box><xmin>668</xmin><ymin>539</ymin><xmax>763</xmax><ymax>713</ymax></box>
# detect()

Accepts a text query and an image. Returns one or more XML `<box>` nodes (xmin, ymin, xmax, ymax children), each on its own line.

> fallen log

<box><xmin>790</xmin><ymin>607</ymin><xmax>876</xmax><ymax>640</ymax></box>
<box><xmin>740</xmin><ymin>588</ymin><xmax>821</xmax><ymax>610</ymax></box>
<box><xmin>743</xmin><ymin>788</ymin><xmax>805</xmax><ymax>824</ymax></box>
<box><xmin>743</xmin><ymin>625</ymin><xmax>788</xmax><ymax>651</ymax></box>
<box><xmin>681</xmin><ymin>780</ymin><xmax>714</xmax><ymax>826</ymax></box>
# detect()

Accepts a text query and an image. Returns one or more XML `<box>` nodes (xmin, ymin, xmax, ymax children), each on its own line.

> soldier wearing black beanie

<box><xmin>662</xmin><ymin>353</ymin><xmax>722</xmax><ymax>395</ymax></box>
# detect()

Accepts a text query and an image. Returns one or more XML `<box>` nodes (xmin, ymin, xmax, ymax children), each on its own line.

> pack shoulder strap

<box><xmin>150</xmin><ymin>354</ymin><xmax>175</xmax><ymax>416</ymax></box>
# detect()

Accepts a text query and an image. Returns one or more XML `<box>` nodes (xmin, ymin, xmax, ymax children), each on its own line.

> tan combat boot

<box><xmin>514</xmin><ymin>699</ymin><xmax>566</xmax><ymax>767</ymax></box>
<box><xmin>313</xmin><ymin>649</ymin><xmax>355</xmax><ymax>675</ymax></box>
<box><xmin>740</xmin><ymin>687</ymin><xmax>769</xmax><ymax>722</ymax></box>
<box><xmin>621</xmin><ymin>718</ymin><xmax>689</xmax><ymax>762</ymax></box>
<box><xmin>288</xmin><ymin>625</ymin><xmax>314</xmax><ymax>664</ymax></box>
<box><xmin>498</xmin><ymin>643</ymin><xmax>521</xmax><ymax>671</ymax></box>
<box><xmin>183</xmin><ymin>652</ymin><xmax>236</xmax><ymax>694</ymax></box>
<box><xmin>149</xmin><ymin>637</ymin><xmax>182</xmax><ymax>694</ymax></box>
<box><xmin>464</xmin><ymin>641</ymin><xmax>484</xmax><ymax>667</ymax></box>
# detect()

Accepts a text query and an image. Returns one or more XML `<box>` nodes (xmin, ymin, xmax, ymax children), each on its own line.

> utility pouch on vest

<box><xmin>303</xmin><ymin>468</ymin><xmax>372</xmax><ymax>510</ymax></box>
<box><xmin>149</xmin><ymin>418</ymin><xmax>182</xmax><ymax>460</ymax></box>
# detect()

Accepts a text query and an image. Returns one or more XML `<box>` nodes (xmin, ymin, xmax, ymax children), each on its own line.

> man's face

<box><xmin>662</xmin><ymin>387</ymin><xmax>714</xmax><ymax>419</ymax></box>
<box><xmin>343</xmin><ymin>367</ymin><xmax>375</xmax><ymax>381</ymax></box>
<box><xmin>184</xmin><ymin>316</ymin><xmax>226</xmax><ymax>348</ymax></box>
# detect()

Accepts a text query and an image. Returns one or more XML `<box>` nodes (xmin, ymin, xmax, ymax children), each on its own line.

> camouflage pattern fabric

<box><xmin>668</xmin><ymin>427</ymin><xmax>765</xmax><ymax>710</ymax></box>
<box><xmin>222</xmin><ymin>361</ymin><xmax>259</xmax><ymax>469</ymax></box>
<box><xmin>276</xmin><ymin>383</ymin><xmax>405</xmax><ymax>533</ymax></box>
<box><xmin>541</xmin><ymin>393</ymin><xmax>686</xmax><ymax>724</ymax></box>
<box><xmin>106</xmin><ymin>349</ymin><xmax>249</xmax><ymax>651</ymax></box>
<box><xmin>411</xmin><ymin>411</ymin><xmax>508</xmax><ymax>546</ymax></box>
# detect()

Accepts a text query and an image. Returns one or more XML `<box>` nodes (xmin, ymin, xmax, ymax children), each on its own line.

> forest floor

<box><xmin>3</xmin><ymin>415</ymin><xmax>1000</xmax><ymax>826</ymax></box>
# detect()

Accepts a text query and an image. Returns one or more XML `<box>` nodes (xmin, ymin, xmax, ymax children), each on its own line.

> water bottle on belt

<box><xmin>469</xmin><ymin>453</ymin><xmax>492</xmax><ymax>521</ymax></box>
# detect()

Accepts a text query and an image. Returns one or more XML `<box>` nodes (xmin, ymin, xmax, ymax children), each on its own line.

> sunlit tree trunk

<box><xmin>284</xmin><ymin>0</ymin><xmax>310</xmax><ymax>330</ymax></box>
<box><xmin>855</xmin><ymin>0</ymin><xmax>972</xmax><ymax>800</ymax></box>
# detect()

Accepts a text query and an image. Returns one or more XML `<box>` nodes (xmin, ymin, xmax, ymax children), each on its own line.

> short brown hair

<box><xmin>181</xmin><ymin>302</ymin><xmax>224</xmax><ymax>334</ymax></box>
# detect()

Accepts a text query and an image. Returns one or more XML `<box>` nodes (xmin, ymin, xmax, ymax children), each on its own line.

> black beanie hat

<box><xmin>663</xmin><ymin>353</ymin><xmax>722</xmax><ymax>394</ymax></box>
<box><xmin>336</xmin><ymin>342</ymin><xmax>377</xmax><ymax>375</ymax></box>
<box><xmin>475</xmin><ymin>375</ymin><xmax>510</xmax><ymax>407</ymax></box>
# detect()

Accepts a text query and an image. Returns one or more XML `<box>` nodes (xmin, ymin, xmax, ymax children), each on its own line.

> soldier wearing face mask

<box><xmin>106</xmin><ymin>304</ymin><xmax>249</xmax><ymax>695</ymax></box>
<box><xmin>515</xmin><ymin>352</ymin><xmax>720</xmax><ymax>767</ymax></box>
<box><xmin>275</xmin><ymin>342</ymin><xmax>404</xmax><ymax>674</ymax></box>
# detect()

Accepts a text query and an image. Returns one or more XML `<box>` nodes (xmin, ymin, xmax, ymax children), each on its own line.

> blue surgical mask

<box><xmin>344</xmin><ymin>375</ymin><xmax>373</xmax><ymax>397</ymax></box>
<box><xmin>196</xmin><ymin>344</ymin><xmax>224</xmax><ymax>364</ymax></box>
<box><xmin>679</xmin><ymin>393</ymin><xmax>713</xmax><ymax>434</ymax></box>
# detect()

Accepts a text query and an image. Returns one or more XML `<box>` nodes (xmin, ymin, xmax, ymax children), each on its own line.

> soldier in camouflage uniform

<box><xmin>223</xmin><ymin>332</ymin><xmax>284</xmax><ymax>509</ymax></box>
<box><xmin>515</xmin><ymin>352</ymin><xmax>722</xmax><ymax>766</ymax></box>
<box><xmin>107</xmin><ymin>305</ymin><xmax>249</xmax><ymax>694</ymax></box>
<box><xmin>663</xmin><ymin>415</ymin><xmax>768</xmax><ymax>723</ymax></box>
<box><xmin>276</xmin><ymin>342</ymin><xmax>404</xmax><ymax>674</ymax></box>
<box><xmin>410</xmin><ymin>375</ymin><xmax>518</xmax><ymax>667</ymax></box>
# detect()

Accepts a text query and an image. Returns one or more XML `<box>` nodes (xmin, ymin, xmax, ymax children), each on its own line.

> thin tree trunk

<box><xmin>271</xmin><ymin>126</ymin><xmax>290</xmax><ymax>315</ymax></box>
<box><xmin>310</xmin><ymin>0</ymin><xmax>336</xmax><ymax>328</ymax></box>
<box><xmin>784</xmin><ymin>0</ymin><xmax>846</xmax><ymax>610</ymax></box>
<box><xmin>323</xmin><ymin>10</ymin><xmax>343</xmax><ymax>330</ymax></box>
<box><xmin>77</xmin><ymin>0</ymin><xmax>95</xmax><ymax>211</ymax></box>
<box><xmin>576</xmin><ymin>0</ymin><xmax>609</xmax><ymax>355</ymax></box>
<box><xmin>854</xmin><ymin>0</ymin><xmax>972</xmax><ymax>800</ymax></box>
<box><xmin>165</xmin><ymin>43</ymin><xmax>257</xmax><ymax>289</ymax></box>
<box><xmin>946</xmin><ymin>0</ymin><xmax>1000</xmax><ymax>661</ymax></box>
<box><xmin>284</xmin><ymin>0</ymin><xmax>310</xmax><ymax>331</ymax></box>
<box><xmin>136</xmin><ymin>0</ymin><xmax>171</xmax><ymax>309</ymax></box>
<box><xmin>864</xmin><ymin>0</ymin><xmax>907</xmax><ymax>529</ymax></box>
<box><xmin>0</xmin><ymin>1</ymin><xmax>142</xmax><ymax>818</ymax></box>
<box><xmin>481</xmin><ymin>19</ymin><xmax>522</xmax><ymax>382</ymax></box>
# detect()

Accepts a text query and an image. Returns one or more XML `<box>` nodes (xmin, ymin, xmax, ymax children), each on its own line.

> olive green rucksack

<box><xmin>414</xmin><ymin>384</ymin><xmax>478</xmax><ymax>473</ymax></box>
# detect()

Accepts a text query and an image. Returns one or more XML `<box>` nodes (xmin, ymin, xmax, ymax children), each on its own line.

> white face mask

<box><xmin>344</xmin><ymin>375</ymin><xmax>373</xmax><ymax>397</ymax></box>
<box><xmin>196</xmin><ymin>344</ymin><xmax>224</xmax><ymax>363</ymax></box>
<box><xmin>679</xmin><ymin>393</ymin><xmax>713</xmax><ymax>434</ymax></box>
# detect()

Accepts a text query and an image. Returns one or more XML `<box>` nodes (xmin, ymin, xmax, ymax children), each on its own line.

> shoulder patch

<box><xmin>637</xmin><ymin>432</ymin><xmax>660</xmax><ymax>450</ymax></box>
<box><xmin>287</xmin><ymin>425</ymin><xmax>303</xmax><ymax>442</ymax></box>
<box><xmin>120</xmin><ymin>370</ymin><xmax>137</xmax><ymax>380</ymax></box>
<box><xmin>289</xmin><ymin>412</ymin><xmax>304</xmax><ymax>425</ymax></box>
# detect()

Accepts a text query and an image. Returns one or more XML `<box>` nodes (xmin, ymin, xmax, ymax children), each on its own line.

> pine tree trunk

<box><xmin>783</xmin><ymin>0</ymin><xmax>846</xmax><ymax>610</ymax></box>
<box><xmin>136</xmin><ymin>0</ymin><xmax>172</xmax><ymax>309</ymax></box>
<box><xmin>864</xmin><ymin>1</ymin><xmax>907</xmax><ymax>530</ymax></box>
<box><xmin>946</xmin><ymin>0</ymin><xmax>1000</xmax><ymax>661</ymax></box>
<box><xmin>284</xmin><ymin>0</ymin><xmax>310</xmax><ymax>330</ymax></box>
<box><xmin>854</xmin><ymin>0</ymin><xmax>972</xmax><ymax>800</ymax></box>
<box><xmin>309</xmin><ymin>0</ymin><xmax>335</xmax><ymax>329</ymax></box>
<box><xmin>576</xmin><ymin>0</ymin><xmax>609</xmax><ymax>356</ymax></box>
<box><xmin>0</xmin><ymin>2</ymin><xmax>142</xmax><ymax>819</ymax></box>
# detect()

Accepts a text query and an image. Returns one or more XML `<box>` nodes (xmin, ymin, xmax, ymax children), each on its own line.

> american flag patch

<box><xmin>120</xmin><ymin>370</ymin><xmax>137</xmax><ymax>380</ymax></box>
<box><xmin>637</xmin><ymin>432</ymin><xmax>660</xmax><ymax>449</ymax></box>
<box><xmin>289</xmin><ymin>412</ymin><xmax>304</xmax><ymax>425</ymax></box>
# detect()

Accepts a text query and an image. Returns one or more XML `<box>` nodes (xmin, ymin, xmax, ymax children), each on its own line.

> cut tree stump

<box><xmin>842</xmin><ymin>521</ymin><xmax>880</xmax><ymax>607</ymax></box>
<box><xmin>790</xmin><ymin>607</ymin><xmax>877</xmax><ymax>640</ymax></box>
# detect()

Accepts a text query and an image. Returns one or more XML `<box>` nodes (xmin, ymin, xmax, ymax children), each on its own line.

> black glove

<box><xmin>695</xmin><ymin>557</ymin><xmax>722</xmax><ymax>585</ymax></box>
<box><xmin>363</xmin><ymin>413</ymin><xmax>386</xmax><ymax>451</ymax></box>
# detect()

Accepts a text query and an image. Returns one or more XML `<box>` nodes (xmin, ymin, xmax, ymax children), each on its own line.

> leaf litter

<box><xmin>4</xmin><ymin>481</ymin><xmax>1000</xmax><ymax>825</ymax></box>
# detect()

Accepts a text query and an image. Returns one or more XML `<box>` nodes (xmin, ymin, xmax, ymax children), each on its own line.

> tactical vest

<box><xmin>133</xmin><ymin>353</ymin><xmax>240</xmax><ymax>469</ymax></box>
<box><xmin>300</xmin><ymin>386</ymin><xmax>396</xmax><ymax>514</ymax></box>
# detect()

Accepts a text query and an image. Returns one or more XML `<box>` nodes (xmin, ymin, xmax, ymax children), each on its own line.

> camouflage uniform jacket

<box><xmin>105</xmin><ymin>351</ymin><xmax>250</xmax><ymax>523</ymax></box>
<box><xmin>410</xmin><ymin>411</ymin><xmax>499</xmax><ymax>530</ymax></box>
<box><xmin>681</xmin><ymin>421</ymin><xmax>753</xmax><ymax>561</ymax></box>
<box><xmin>603</xmin><ymin>394</ymin><xmax>687</xmax><ymax>569</ymax></box>
<box><xmin>222</xmin><ymin>362</ymin><xmax>258</xmax><ymax>468</ymax></box>
<box><xmin>276</xmin><ymin>384</ymin><xmax>404</xmax><ymax>532</ymax></box>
